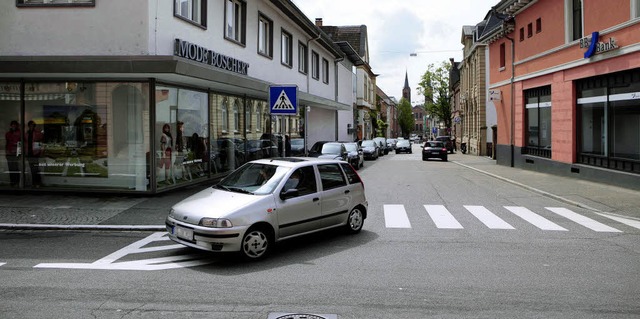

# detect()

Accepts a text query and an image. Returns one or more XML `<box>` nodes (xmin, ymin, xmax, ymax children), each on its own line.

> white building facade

<box><xmin>0</xmin><ymin>0</ymin><xmax>353</xmax><ymax>193</ymax></box>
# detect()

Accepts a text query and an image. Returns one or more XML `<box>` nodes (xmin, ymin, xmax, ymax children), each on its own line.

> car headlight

<box><xmin>199</xmin><ymin>218</ymin><xmax>233</xmax><ymax>228</ymax></box>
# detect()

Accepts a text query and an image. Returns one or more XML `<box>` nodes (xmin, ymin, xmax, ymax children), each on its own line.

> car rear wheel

<box><xmin>442</xmin><ymin>156</ymin><xmax>448</xmax><ymax>162</ymax></box>
<box><xmin>241</xmin><ymin>226</ymin><xmax>272</xmax><ymax>260</ymax></box>
<box><xmin>345</xmin><ymin>207</ymin><xmax>364</xmax><ymax>234</ymax></box>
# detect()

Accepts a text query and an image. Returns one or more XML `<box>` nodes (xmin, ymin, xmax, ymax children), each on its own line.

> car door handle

<box><xmin>344</xmin><ymin>190</ymin><xmax>350</xmax><ymax>194</ymax></box>
<box><xmin>313</xmin><ymin>197</ymin><xmax>319</xmax><ymax>202</ymax></box>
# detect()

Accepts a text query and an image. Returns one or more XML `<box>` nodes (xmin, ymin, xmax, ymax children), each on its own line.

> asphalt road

<box><xmin>1</xmin><ymin>146</ymin><xmax>639</xmax><ymax>319</ymax></box>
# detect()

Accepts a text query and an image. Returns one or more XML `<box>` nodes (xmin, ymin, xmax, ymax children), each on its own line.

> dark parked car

<box><xmin>435</xmin><ymin>136</ymin><xmax>454</xmax><ymax>154</ymax></box>
<box><xmin>373</xmin><ymin>137</ymin><xmax>388</xmax><ymax>155</ymax></box>
<box><xmin>422</xmin><ymin>141</ymin><xmax>448</xmax><ymax>161</ymax></box>
<box><xmin>395</xmin><ymin>139</ymin><xmax>412</xmax><ymax>154</ymax></box>
<box><xmin>360</xmin><ymin>140</ymin><xmax>379</xmax><ymax>160</ymax></box>
<box><xmin>307</xmin><ymin>141</ymin><xmax>331</xmax><ymax>157</ymax></box>
<box><xmin>309</xmin><ymin>142</ymin><xmax>348</xmax><ymax>161</ymax></box>
<box><xmin>386</xmin><ymin>138</ymin><xmax>397</xmax><ymax>151</ymax></box>
<box><xmin>342</xmin><ymin>142</ymin><xmax>364</xmax><ymax>169</ymax></box>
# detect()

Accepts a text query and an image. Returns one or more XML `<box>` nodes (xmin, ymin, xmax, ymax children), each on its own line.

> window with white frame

<box><xmin>256</xmin><ymin>104</ymin><xmax>262</xmax><ymax>131</ymax></box>
<box><xmin>174</xmin><ymin>0</ymin><xmax>206</xmax><ymax>27</ymax></box>
<box><xmin>245</xmin><ymin>102</ymin><xmax>252</xmax><ymax>132</ymax></box>
<box><xmin>281</xmin><ymin>29</ymin><xmax>293</xmax><ymax>67</ymax></box>
<box><xmin>222</xmin><ymin>99</ymin><xmax>229</xmax><ymax>132</ymax></box>
<box><xmin>566</xmin><ymin>0</ymin><xmax>583</xmax><ymax>42</ymax></box>
<box><xmin>257</xmin><ymin>13</ymin><xmax>272</xmax><ymax>58</ymax></box>
<box><xmin>17</xmin><ymin>0</ymin><xmax>94</xmax><ymax>6</ymax></box>
<box><xmin>225</xmin><ymin>0</ymin><xmax>246</xmax><ymax>45</ymax></box>
<box><xmin>298</xmin><ymin>42</ymin><xmax>308</xmax><ymax>74</ymax></box>
<box><xmin>311</xmin><ymin>51</ymin><xmax>319</xmax><ymax>80</ymax></box>
<box><xmin>322</xmin><ymin>58</ymin><xmax>329</xmax><ymax>84</ymax></box>
<box><xmin>233</xmin><ymin>100</ymin><xmax>239</xmax><ymax>131</ymax></box>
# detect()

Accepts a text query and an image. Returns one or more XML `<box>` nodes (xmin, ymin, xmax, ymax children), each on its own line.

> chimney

<box><xmin>315</xmin><ymin>18</ymin><xmax>323</xmax><ymax>27</ymax></box>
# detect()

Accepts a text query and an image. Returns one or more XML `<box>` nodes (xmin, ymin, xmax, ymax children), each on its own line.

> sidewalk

<box><xmin>0</xmin><ymin>154</ymin><xmax>638</xmax><ymax>230</ymax></box>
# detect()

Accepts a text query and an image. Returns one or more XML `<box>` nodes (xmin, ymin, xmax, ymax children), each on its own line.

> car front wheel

<box><xmin>345</xmin><ymin>207</ymin><xmax>365</xmax><ymax>234</ymax></box>
<box><xmin>241</xmin><ymin>227</ymin><xmax>272</xmax><ymax>260</ymax></box>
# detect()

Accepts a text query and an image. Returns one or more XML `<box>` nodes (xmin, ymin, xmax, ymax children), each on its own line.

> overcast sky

<box><xmin>291</xmin><ymin>0</ymin><xmax>499</xmax><ymax>104</ymax></box>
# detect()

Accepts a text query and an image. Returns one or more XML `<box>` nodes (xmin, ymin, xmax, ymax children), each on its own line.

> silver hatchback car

<box><xmin>166</xmin><ymin>158</ymin><xmax>368</xmax><ymax>260</ymax></box>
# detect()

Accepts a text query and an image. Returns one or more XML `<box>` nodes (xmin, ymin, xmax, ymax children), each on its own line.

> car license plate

<box><xmin>432</xmin><ymin>152</ymin><xmax>440</xmax><ymax>154</ymax></box>
<box><xmin>175</xmin><ymin>226</ymin><xmax>194</xmax><ymax>241</ymax></box>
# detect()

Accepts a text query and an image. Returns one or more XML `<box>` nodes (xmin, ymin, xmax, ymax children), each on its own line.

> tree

<box><xmin>397</xmin><ymin>97</ymin><xmax>414</xmax><ymax>138</ymax></box>
<box><xmin>418</xmin><ymin>61</ymin><xmax>452</xmax><ymax>131</ymax></box>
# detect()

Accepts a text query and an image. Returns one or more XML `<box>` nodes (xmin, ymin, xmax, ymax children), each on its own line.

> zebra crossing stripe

<box><xmin>594</xmin><ymin>212</ymin><xmax>640</xmax><ymax>230</ymax></box>
<box><xmin>546</xmin><ymin>207</ymin><xmax>622</xmax><ymax>232</ymax></box>
<box><xmin>464</xmin><ymin>205</ymin><xmax>515</xmax><ymax>229</ymax></box>
<box><xmin>504</xmin><ymin>206</ymin><xmax>567</xmax><ymax>231</ymax></box>
<box><xmin>383</xmin><ymin>205</ymin><xmax>411</xmax><ymax>228</ymax></box>
<box><xmin>424</xmin><ymin>205</ymin><xmax>463</xmax><ymax>229</ymax></box>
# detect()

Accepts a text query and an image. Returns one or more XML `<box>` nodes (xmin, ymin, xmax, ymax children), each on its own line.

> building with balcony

<box><xmin>0</xmin><ymin>0</ymin><xmax>354</xmax><ymax>193</ymax></box>
<box><xmin>480</xmin><ymin>0</ymin><xmax>640</xmax><ymax>189</ymax></box>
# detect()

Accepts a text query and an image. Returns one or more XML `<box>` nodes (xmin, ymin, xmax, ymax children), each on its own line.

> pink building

<box><xmin>481</xmin><ymin>0</ymin><xmax>640</xmax><ymax>189</ymax></box>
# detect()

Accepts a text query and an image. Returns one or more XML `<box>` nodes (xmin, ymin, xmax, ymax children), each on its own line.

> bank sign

<box><xmin>580</xmin><ymin>32</ymin><xmax>618</xmax><ymax>59</ymax></box>
<box><xmin>174</xmin><ymin>39</ymin><xmax>249</xmax><ymax>75</ymax></box>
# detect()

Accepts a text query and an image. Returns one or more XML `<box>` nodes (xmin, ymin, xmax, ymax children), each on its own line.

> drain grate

<box><xmin>267</xmin><ymin>313</ymin><xmax>337</xmax><ymax>319</ymax></box>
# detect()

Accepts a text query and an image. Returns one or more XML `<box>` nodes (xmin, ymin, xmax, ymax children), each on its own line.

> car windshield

<box><xmin>321</xmin><ymin>143</ymin><xmax>342</xmax><ymax>154</ymax></box>
<box><xmin>216</xmin><ymin>163</ymin><xmax>289</xmax><ymax>195</ymax></box>
<box><xmin>436</xmin><ymin>137</ymin><xmax>450</xmax><ymax>142</ymax></box>
<box><xmin>397</xmin><ymin>140</ymin><xmax>410</xmax><ymax>147</ymax></box>
<box><xmin>344</xmin><ymin>143</ymin><xmax>357</xmax><ymax>152</ymax></box>
<box><xmin>361</xmin><ymin>140</ymin><xmax>375</xmax><ymax>147</ymax></box>
<box><xmin>290</xmin><ymin>139</ymin><xmax>304</xmax><ymax>146</ymax></box>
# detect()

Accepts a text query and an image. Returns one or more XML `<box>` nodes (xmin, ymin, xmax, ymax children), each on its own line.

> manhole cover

<box><xmin>267</xmin><ymin>313</ymin><xmax>337</xmax><ymax>319</ymax></box>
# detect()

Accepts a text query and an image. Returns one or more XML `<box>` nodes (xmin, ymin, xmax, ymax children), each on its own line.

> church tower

<box><xmin>402</xmin><ymin>71</ymin><xmax>411</xmax><ymax>104</ymax></box>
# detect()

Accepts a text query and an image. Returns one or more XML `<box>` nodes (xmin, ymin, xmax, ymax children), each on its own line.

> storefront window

<box><xmin>578</xmin><ymin>69</ymin><xmax>640</xmax><ymax>165</ymax></box>
<box><xmin>155</xmin><ymin>86</ymin><xmax>208</xmax><ymax>189</ymax></box>
<box><xmin>1</xmin><ymin>81</ymin><xmax>150</xmax><ymax>190</ymax></box>
<box><xmin>0</xmin><ymin>82</ymin><xmax>23</xmax><ymax>188</ymax></box>
<box><xmin>524</xmin><ymin>86</ymin><xmax>551</xmax><ymax>157</ymax></box>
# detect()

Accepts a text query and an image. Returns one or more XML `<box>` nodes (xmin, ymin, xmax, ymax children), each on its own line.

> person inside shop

<box><xmin>159</xmin><ymin>123</ymin><xmax>174</xmax><ymax>184</ymax></box>
<box><xmin>5</xmin><ymin>120</ymin><xmax>21</xmax><ymax>187</ymax></box>
<box><xmin>174</xmin><ymin>121</ymin><xmax>189</xmax><ymax>180</ymax></box>
<box><xmin>25</xmin><ymin>120</ymin><xmax>44</xmax><ymax>188</ymax></box>
<box><xmin>285</xmin><ymin>135</ymin><xmax>291</xmax><ymax>157</ymax></box>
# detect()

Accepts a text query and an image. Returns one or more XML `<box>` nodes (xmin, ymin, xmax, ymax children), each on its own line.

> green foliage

<box><xmin>397</xmin><ymin>97</ymin><xmax>414</xmax><ymax>138</ymax></box>
<box><xmin>376</xmin><ymin>119</ymin><xmax>388</xmax><ymax>137</ymax></box>
<box><xmin>418</xmin><ymin>61</ymin><xmax>452</xmax><ymax>129</ymax></box>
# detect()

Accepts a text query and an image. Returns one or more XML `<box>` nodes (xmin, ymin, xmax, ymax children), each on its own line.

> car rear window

<box><xmin>425</xmin><ymin>142</ymin><xmax>444</xmax><ymax>147</ymax></box>
<box><xmin>340</xmin><ymin>163</ymin><xmax>361</xmax><ymax>184</ymax></box>
<box><xmin>317</xmin><ymin>164</ymin><xmax>347</xmax><ymax>190</ymax></box>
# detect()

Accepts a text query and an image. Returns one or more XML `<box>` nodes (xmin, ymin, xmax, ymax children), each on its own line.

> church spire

<box><xmin>402</xmin><ymin>71</ymin><xmax>411</xmax><ymax>104</ymax></box>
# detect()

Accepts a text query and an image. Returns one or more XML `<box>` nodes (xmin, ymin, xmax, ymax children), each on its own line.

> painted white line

<box><xmin>546</xmin><ymin>207</ymin><xmax>622</xmax><ymax>233</ymax></box>
<box><xmin>424</xmin><ymin>205</ymin><xmax>463</xmax><ymax>229</ymax></box>
<box><xmin>34</xmin><ymin>232</ymin><xmax>214</xmax><ymax>270</ymax></box>
<box><xmin>464</xmin><ymin>205</ymin><xmax>515</xmax><ymax>229</ymax></box>
<box><xmin>594</xmin><ymin>212</ymin><xmax>640</xmax><ymax>230</ymax></box>
<box><xmin>505</xmin><ymin>206</ymin><xmax>567</xmax><ymax>231</ymax></box>
<box><xmin>383</xmin><ymin>205</ymin><xmax>412</xmax><ymax>228</ymax></box>
<box><xmin>0</xmin><ymin>262</ymin><xmax>6</xmax><ymax>267</ymax></box>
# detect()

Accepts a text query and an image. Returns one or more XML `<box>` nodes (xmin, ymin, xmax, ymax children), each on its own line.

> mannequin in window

<box><xmin>25</xmin><ymin>121</ymin><xmax>44</xmax><ymax>188</ymax></box>
<box><xmin>5</xmin><ymin>120</ymin><xmax>21</xmax><ymax>187</ymax></box>
<box><xmin>159</xmin><ymin>123</ymin><xmax>174</xmax><ymax>184</ymax></box>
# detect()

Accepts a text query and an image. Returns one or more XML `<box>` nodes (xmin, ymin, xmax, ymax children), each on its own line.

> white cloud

<box><xmin>292</xmin><ymin>0</ymin><xmax>498</xmax><ymax>103</ymax></box>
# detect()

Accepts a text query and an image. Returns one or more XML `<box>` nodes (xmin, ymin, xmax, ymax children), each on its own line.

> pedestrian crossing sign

<box><xmin>269</xmin><ymin>85</ymin><xmax>298</xmax><ymax>114</ymax></box>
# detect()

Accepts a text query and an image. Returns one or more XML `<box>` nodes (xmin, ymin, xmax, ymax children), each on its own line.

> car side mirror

<box><xmin>280</xmin><ymin>189</ymin><xmax>299</xmax><ymax>200</ymax></box>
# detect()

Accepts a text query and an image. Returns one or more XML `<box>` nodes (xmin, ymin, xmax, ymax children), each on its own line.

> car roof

<box><xmin>250</xmin><ymin>157</ymin><xmax>347</xmax><ymax>168</ymax></box>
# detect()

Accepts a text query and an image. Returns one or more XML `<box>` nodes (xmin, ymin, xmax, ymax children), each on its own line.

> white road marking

<box><xmin>34</xmin><ymin>232</ymin><xmax>215</xmax><ymax>270</ymax></box>
<box><xmin>594</xmin><ymin>212</ymin><xmax>640</xmax><ymax>230</ymax></box>
<box><xmin>546</xmin><ymin>207</ymin><xmax>622</xmax><ymax>232</ymax></box>
<box><xmin>464</xmin><ymin>205</ymin><xmax>515</xmax><ymax>229</ymax></box>
<box><xmin>383</xmin><ymin>205</ymin><xmax>412</xmax><ymax>228</ymax></box>
<box><xmin>504</xmin><ymin>206</ymin><xmax>567</xmax><ymax>231</ymax></box>
<box><xmin>0</xmin><ymin>262</ymin><xmax>6</xmax><ymax>267</ymax></box>
<box><xmin>424</xmin><ymin>205</ymin><xmax>463</xmax><ymax>229</ymax></box>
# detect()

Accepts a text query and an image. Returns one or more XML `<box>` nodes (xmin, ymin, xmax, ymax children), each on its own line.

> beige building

<box><xmin>460</xmin><ymin>24</ymin><xmax>489</xmax><ymax>156</ymax></box>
